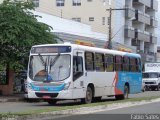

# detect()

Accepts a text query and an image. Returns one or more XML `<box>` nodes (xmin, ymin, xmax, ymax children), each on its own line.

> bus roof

<box><xmin>32</xmin><ymin>43</ymin><xmax>141</xmax><ymax>58</ymax></box>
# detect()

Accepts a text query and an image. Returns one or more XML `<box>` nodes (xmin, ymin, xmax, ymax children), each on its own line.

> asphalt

<box><xmin>0</xmin><ymin>93</ymin><xmax>25</xmax><ymax>102</ymax></box>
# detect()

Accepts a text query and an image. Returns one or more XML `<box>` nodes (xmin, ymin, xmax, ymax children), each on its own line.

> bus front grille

<box><xmin>35</xmin><ymin>93</ymin><xmax>58</xmax><ymax>98</ymax></box>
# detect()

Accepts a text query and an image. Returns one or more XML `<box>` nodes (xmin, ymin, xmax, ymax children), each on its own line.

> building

<box><xmin>34</xmin><ymin>0</ymin><xmax>114</xmax><ymax>34</ymax></box>
<box><xmin>125</xmin><ymin>0</ymin><xmax>158</xmax><ymax>63</ymax></box>
<box><xmin>33</xmin><ymin>0</ymin><xmax>158</xmax><ymax>62</ymax></box>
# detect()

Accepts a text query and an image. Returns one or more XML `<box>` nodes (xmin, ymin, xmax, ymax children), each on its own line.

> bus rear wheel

<box><xmin>81</xmin><ymin>86</ymin><xmax>93</xmax><ymax>104</ymax></box>
<box><xmin>115</xmin><ymin>85</ymin><xmax>129</xmax><ymax>100</ymax></box>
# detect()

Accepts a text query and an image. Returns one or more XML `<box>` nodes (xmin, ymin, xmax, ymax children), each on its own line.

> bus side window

<box><xmin>137</xmin><ymin>58</ymin><xmax>142</xmax><ymax>72</ymax></box>
<box><xmin>123</xmin><ymin>56</ymin><xmax>129</xmax><ymax>72</ymax></box>
<box><xmin>95</xmin><ymin>53</ymin><xmax>105</xmax><ymax>72</ymax></box>
<box><xmin>115</xmin><ymin>55</ymin><xmax>122</xmax><ymax>71</ymax></box>
<box><xmin>130</xmin><ymin>58</ymin><xmax>137</xmax><ymax>72</ymax></box>
<box><xmin>73</xmin><ymin>56</ymin><xmax>83</xmax><ymax>81</ymax></box>
<box><xmin>85</xmin><ymin>52</ymin><xmax>94</xmax><ymax>71</ymax></box>
<box><xmin>105</xmin><ymin>54</ymin><xmax>114</xmax><ymax>72</ymax></box>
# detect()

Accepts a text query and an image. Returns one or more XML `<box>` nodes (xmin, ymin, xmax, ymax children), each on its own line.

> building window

<box><xmin>87</xmin><ymin>0</ymin><xmax>92</xmax><ymax>2</ymax></box>
<box><xmin>73</xmin><ymin>0</ymin><xmax>81</xmax><ymax>6</ymax></box>
<box><xmin>72</xmin><ymin>18</ymin><xmax>81</xmax><ymax>22</ymax></box>
<box><xmin>89</xmin><ymin>17</ymin><xmax>94</xmax><ymax>21</ymax></box>
<box><xmin>102</xmin><ymin>17</ymin><xmax>105</xmax><ymax>25</ymax></box>
<box><xmin>56</xmin><ymin>0</ymin><xmax>65</xmax><ymax>7</ymax></box>
<box><xmin>33</xmin><ymin>0</ymin><xmax>39</xmax><ymax>7</ymax></box>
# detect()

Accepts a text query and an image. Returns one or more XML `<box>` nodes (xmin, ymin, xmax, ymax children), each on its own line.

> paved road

<box><xmin>0</xmin><ymin>91</ymin><xmax>160</xmax><ymax>113</ymax></box>
<box><xmin>30</xmin><ymin>102</ymin><xmax>160</xmax><ymax>120</ymax></box>
<box><xmin>98</xmin><ymin>102</ymin><xmax>160</xmax><ymax>114</ymax></box>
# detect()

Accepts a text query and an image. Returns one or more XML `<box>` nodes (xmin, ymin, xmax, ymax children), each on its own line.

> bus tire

<box><xmin>93</xmin><ymin>97</ymin><xmax>102</xmax><ymax>102</ymax></box>
<box><xmin>47</xmin><ymin>100</ymin><xmax>57</xmax><ymax>105</ymax></box>
<box><xmin>81</xmin><ymin>86</ymin><xmax>93</xmax><ymax>104</ymax></box>
<box><xmin>115</xmin><ymin>84</ymin><xmax>129</xmax><ymax>100</ymax></box>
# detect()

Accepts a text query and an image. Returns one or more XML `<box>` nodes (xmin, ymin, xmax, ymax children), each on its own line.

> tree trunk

<box><xmin>0</xmin><ymin>63</ymin><xmax>14</xmax><ymax>95</ymax></box>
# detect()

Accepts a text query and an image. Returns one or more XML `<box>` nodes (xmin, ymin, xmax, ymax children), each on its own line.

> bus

<box><xmin>25</xmin><ymin>43</ymin><xmax>142</xmax><ymax>104</ymax></box>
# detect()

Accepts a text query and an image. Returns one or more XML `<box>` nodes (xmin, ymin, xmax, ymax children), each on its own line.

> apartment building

<box><xmin>125</xmin><ymin>0</ymin><xmax>158</xmax><ymax>62</ymax></box>
<box><xmin>34</xmin><ymin>0</ymin><xmax>115</xmax><ymax>34</ymax></box>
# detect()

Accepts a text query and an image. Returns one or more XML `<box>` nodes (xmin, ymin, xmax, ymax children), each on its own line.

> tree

<box><xmin>0</xmin><ymin>0</ymin><xmax>57</xmax><ymax>94</ymax></box>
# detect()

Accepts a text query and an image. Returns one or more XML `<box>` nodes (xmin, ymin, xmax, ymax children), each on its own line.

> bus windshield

<box><xmin>29</xmin><ymin>54</ymin><xmax>71</xmax><ymax>82</ymax></box>
<box><xmin>143</xmin><ymin>72</ymin><xmax>159</xmax><ymax>78</ymax></box>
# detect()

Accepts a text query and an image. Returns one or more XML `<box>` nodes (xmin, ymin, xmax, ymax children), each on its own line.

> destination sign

<box><xmin>31</xmin><ymin>46</ymin><xmax>71</xmax><ymax>53</ymax></box>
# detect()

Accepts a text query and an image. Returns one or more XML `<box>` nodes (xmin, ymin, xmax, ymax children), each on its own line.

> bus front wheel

<box><xmin>81</xmin><ymin>86</ymin><xmax>93</xmax><ymax>104</ymax></box>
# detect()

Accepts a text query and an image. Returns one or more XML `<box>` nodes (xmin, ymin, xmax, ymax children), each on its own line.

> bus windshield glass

<box><xmin>143</xmin><ymin>72</ymin><xmax>159</xmax><ymax>78</ymax></box>
<box><xmin>29</xmin><ymin>54</ymin><xmax>71</xmax><ymax>82</ymax></box>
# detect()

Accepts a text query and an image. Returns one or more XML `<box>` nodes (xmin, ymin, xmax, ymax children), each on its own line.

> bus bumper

<box><xmin>26</xmin><ymin>89</ymin><xmax>73</xmax><ymax>99</ymax></box>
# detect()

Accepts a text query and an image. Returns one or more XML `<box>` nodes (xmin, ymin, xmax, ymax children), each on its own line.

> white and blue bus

<box><xmin>25</xmin><ymin>43</ymin><xmax>142</xmax><ymax>104</ymax></box>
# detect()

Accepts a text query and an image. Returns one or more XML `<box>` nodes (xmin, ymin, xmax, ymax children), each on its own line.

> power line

<box><xmin>106</xmin><ymin>8</ymin><xmax>126</xmax><ymax>49</ymax></box>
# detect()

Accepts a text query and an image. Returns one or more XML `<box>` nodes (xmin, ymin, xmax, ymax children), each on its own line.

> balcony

<box><xmin>151</xmin><ymin>0</ymin><xmax>158</xmax><ymax>11</ymax></box>
<box><xmin>125</xmin><ymin>7</ymin><xmax>135</xmax><ymax>19</ymax></box>
<box><xmin>124</xmin><ymin>26</ymin><xmax>135</xmax><ymax>39</ymax></box>
<box><xmin>133</xmin><ymin>0</ymin><xmax>151</xmax><ymax>7</ymax></box>
<box><xmin>150</xmin><ymin>17</ymin><xmax>158</xmax><ymax>27</ymax></box>
<box><xmin>135</xmin><ymin>29</ymin><xmax>150</xmax><ymax>42</ymax></box>
<box><xmin>150</xmin><ymin>34</ymin><xmax>157</xmax><ymax>44</ymax></box>
<box><xmin>135</xmin><ymin>10</ymin><xmax>150</xmax><ymax>25</ymax></box>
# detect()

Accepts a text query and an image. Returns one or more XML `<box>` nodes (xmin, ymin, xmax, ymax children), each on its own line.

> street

<box><xmin>0</xmin><ymin>91</ymin><xmax>160</xmax><ymax>113</ymax></box>
<box><xmin>27</xmin><ymin>101</ymin><xmax>160</xmax><ymax>120</ymax></box>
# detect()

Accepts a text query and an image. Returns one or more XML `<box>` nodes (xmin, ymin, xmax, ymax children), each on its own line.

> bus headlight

<box><xmin>64</xmin><ymin>82</ymin><xmax>71</xmax><ymax>90</ymax></box>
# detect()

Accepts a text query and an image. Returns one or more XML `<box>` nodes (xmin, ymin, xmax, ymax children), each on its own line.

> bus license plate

<box><xmin>42</xmin><ymin>96</ymin><xmax>51</xmax><ymax>99</ymax></box>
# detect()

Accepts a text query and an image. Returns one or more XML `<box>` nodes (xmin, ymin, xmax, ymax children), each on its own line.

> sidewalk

<box><xmin>0</xmin><ymin>93</ymin><xmax>25</xmax><ymax>102</ymax></box>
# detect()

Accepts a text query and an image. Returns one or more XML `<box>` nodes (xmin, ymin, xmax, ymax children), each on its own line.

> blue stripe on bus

<box><xmin>124</xmin><ymin>53</ymin><xmax>141</xmax><ymax>58</ymax></box>
<box><xmin>30</xmin><ymin>83</ymin><xmax>65</xmax><ymax>92</ymax></box>
<box><xmin>116</xmin><ymin>72</ymin><xmax>142</xmax><ymax>94</ymax></box>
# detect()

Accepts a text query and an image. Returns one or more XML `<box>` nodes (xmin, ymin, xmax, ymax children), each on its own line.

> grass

<box><xmin>1</xmin><ymin>96</ymin><xmax>160</xmax><ymax>118</ymax></box>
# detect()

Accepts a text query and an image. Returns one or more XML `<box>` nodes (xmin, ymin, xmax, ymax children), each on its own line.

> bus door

<box><xmin>72</xmin><ymin>50</ymin><xmax>86</xmax><ymax>98</ymax></box>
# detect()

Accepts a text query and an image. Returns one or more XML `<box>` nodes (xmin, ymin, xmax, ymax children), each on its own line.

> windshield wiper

<box><xmin>38</xmin><ymin>54</ymin><xmax>46</xmax><ymax>66</ymax></box>
<box><xmin>50</xmin><ymin>53</ymin><xmax>60</xmax><ymax>68</ymax></box>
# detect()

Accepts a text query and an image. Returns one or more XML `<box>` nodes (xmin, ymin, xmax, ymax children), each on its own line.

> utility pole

<box><xmin>106</xmin><ymin>8</ymin><xmax>126</xmax><ymax>49</ymax></box>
